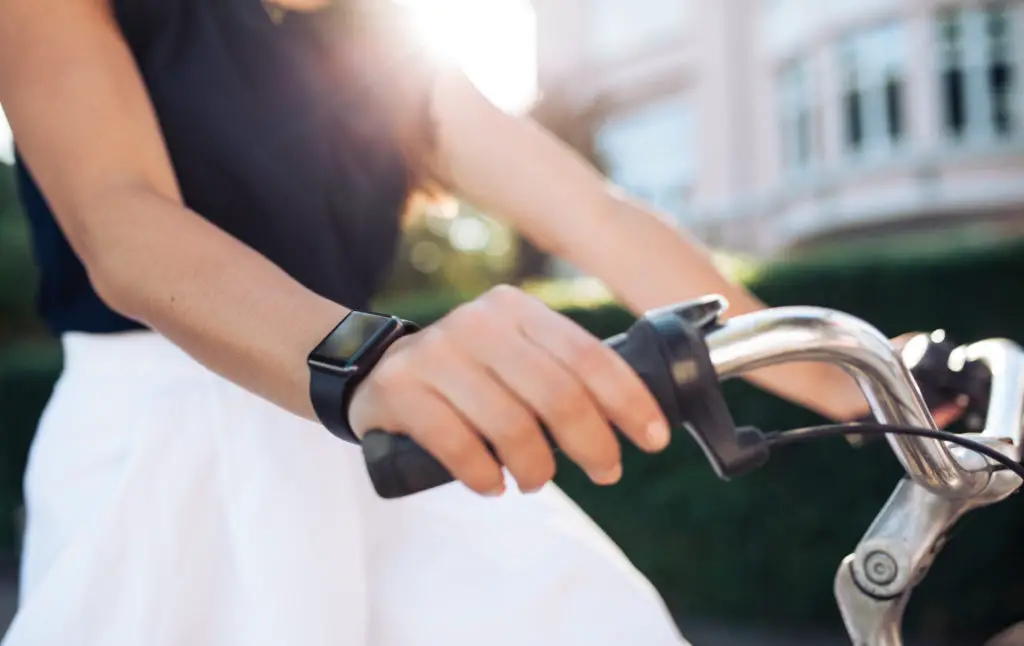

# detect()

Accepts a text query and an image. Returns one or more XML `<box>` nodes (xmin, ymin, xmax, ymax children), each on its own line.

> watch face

<box><xmin>311</xmin><ymin>312</ymin><xmax>398</xmax><ymax>370</ymax></box>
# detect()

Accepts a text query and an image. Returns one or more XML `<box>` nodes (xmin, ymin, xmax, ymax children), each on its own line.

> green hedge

<box><xmin>2</xmin><ymin>240</ymin><xmax>1024</xmax><ymax>641</ymax></box>
<box><xmin>0</xmin><ymin>341</ymin><xmax>61</xmax><ymax>554</ymax></box>
<box><xmin>381</xmin><ymin>239</ymin><xmax>1024</xmax><ymax>642</ymax></box>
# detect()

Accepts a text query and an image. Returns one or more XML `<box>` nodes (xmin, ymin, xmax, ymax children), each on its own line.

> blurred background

<box><xmin>1</xmin><ymin>0</ymin><xmax>1024</xmax><ymax>643</ymax></box>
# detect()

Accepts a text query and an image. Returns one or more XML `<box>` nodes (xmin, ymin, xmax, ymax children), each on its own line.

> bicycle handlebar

<box><xmin>361</xmin><ymin>295</ymin><xmax>992</xmax><ymax>500</ymax></box>
<box><xmin>702</xmin><ymin>306</ymin><xmax>987</xmax><ymax>496</ymax></box>
<box><xmin>357</xmin><ymin>294</ymin><xmax>1024</xmax><ymax>644</ymax></box>
<box><xmin>364</xmin><ymin>295</ymin><xmax>768</xmax><ymax>498</ymax></box>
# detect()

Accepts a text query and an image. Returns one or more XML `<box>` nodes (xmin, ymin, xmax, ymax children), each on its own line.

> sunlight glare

<box><xmin>398</xmin><ymin>0</ymin><xmax>538</xmax><ymax>114</ymax></box>
<box><xmin>0</xmin><ymin>1</ymin><xmax>539</xmax><ymax>164</ymax></box>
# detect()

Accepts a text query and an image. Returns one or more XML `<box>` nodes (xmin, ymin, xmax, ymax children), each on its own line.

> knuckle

<box><xmin>488</xmin><ymin>402</ymin><xmax>538</xmax><ymax>439</ymax></box>
<box><xmin>490</xmin><ymin>418</ymin><xmax>539</xmax><ymax>454</ymax></box>
<box><xmin>537</xmin><ymin>377</ymin><xmax>592</xmax><ymax>425</ymax></box>
<box><xmin>438</xmin><ymin>436</ymin><xmax>504</xmax><ymax>494</ymax></box>
<box><xmin>448</xmin><ymin>300</ymin><xmax>496</xmax><ymax>331</ymax></box>
<box><xmin>601</xmin><ymin>387</ymin><xmax>640</xmax><ymax>421</ymax></box>
<box><xmin>415</xmin><ymin>326</ymin><xmax>452</xmax><ymax>358</ymax></box>
<box><xmin>564</xmin><ymin>336</ymin><xmax>613</xmax><ymax>377</ymax></box>
<box><xmin>484</xmin><ymin>284</ymin><xmax>525</xmax><ymax>309</ymax></box>
<box><xmin>372</xmin><ymin>354</ymin><xmax>412</xmax><ymax>391</ymax></box>
<box><xmin>442</xmin><ymin>433</ymin><xmax>483</xmax><ymax>471</ymax></box>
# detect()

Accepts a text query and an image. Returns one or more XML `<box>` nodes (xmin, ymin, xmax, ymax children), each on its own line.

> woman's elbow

<box><xmin>86</xmin><ymin>257</ymin><xmax>141</xmax><ymax>321</ymax></box>
<box><xmin>65</xmin><ymin>188</ymin><xmax>165</xmax><ymax>324</ymax></box>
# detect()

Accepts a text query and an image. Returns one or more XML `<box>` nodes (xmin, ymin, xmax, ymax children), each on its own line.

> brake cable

<box><xmin>764</xmin><ymin>422</ymin><xmax>1024</xmax><ymax>481</ymax></box>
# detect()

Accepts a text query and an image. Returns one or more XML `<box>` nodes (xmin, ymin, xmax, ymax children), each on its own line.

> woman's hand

<box><xmin>837</xmin><ymin>332</ymin><xmax>965</xmax><ymax>428</ymax></box>
<box><xmin>891</xmin><ymin>332</ymin><xmax>965</xmax><ymax>428</ymax></box>
<box><xmin>347</xmin><ymin>285</ymin><xmax>671</xmax><ymax>496</ymax></box>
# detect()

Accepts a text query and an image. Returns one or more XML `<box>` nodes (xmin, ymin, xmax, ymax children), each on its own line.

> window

<box><xmin>778</xmin><ymin>59</ymin><xmax>818</xmax><ymax>171</ymax></box>
<box><xmin>587</xmin><ymin>0</ymin><xmax>688</xmax><ymax>62</ymax></box>
<box><xmin>595</xmin><ymin>95</ymin><xmax>695</xmax><ymax>223</ymax></box>
<box><xmin>838</xmin><ymin>23</ymin><xmax>907</xmax><ymax>156</ymax></box>
<box><xmin>937</xmin><ymin>4</ymin><xmax>1017</xmax><ymax>140</ymax></box>
<box><xmin>762</xmin><ymin>0</ymin><xmax>811</xmax><ymax>47</ymax></box>
<box><xmin>988</xmin><ymin>8</ymin><xmax>1015</xmax><ymax>134</ymax></box>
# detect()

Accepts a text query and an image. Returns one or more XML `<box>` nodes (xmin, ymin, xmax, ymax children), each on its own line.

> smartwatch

<box><xmin>307</xmin><ymin>311</ymin><xmax>419</xmax><ymax>444</ymax></box>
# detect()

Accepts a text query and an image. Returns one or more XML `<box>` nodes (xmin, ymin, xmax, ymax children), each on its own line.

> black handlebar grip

<box><xmin>361</xmin><ymin>431</ymin><xmax>455</xmax><ymax>500</ymax></box>
<box><xmin>362</xmin><ymin>315</ymin><xmax>687</xmax><ymax>499</ymax></box>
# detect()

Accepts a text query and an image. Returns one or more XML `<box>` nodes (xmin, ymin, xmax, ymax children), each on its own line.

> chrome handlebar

<box><xmin>704</xmin><ymin>307</ymin><xmax>990</xmax><ymax>498</ymax></box>
<box><xmin>701</xmin><ymin>304</ymin><xmax>1024</xmax><ymax>646</ymax></box>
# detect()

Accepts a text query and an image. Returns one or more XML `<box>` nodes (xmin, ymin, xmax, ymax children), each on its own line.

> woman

<box><xmin>0</xmin><ymin>1</ymin><xmax>947</xmax><ymax>644</ymax></box>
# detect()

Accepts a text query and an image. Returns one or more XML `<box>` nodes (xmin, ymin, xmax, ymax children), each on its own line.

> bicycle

<box><xmin>357</xmin><ymin>295</ymin><xmax>1024</xmax><ymax>646</ymax></box>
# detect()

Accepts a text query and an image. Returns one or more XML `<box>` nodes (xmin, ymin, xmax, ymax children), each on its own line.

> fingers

<box><xmin>509</xmin><ymin>289</ymin><xmax>671</xmax><ymax>453</ymax></box>
<box><xmin>889</xmin><ymin>332</ymin><xmax>924</xmax><ymax>350</ymax></box>
<box><xmin>349</xmin><ymin>284</ymin><xmax>673</xmax><ymax>497</ymax></box>
<box><xmin>454</xmin><ymin>315</ymin><xmax>623</xmax><ymax>486</ymax></box>
<box><xmin>352</xmin><ymin>340</ymin><xmax>505</xmax><ymax>496</ymax></box>
<box><xmin>932</xmin><ymin>400</ymin><xmax>966</xmax><ymax>429</ymax></box>
<box><xmin>391</xmin><ymin>387</ymin><xmax>507</xmax><ymax>496</ymax></box>
<box><xmin>448</xmin><ymin>285</ymin><xmax>670</xmax><ymax>485</ymax></box>
<box><xmin>412</xmin><ymin>328</ymin><xmax>556</xmax><ymax>492</ymax></box>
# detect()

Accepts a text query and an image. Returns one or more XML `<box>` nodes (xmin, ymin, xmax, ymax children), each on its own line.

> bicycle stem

<box><xmin>702</xmin><ymin>306</ymin><xmax>988</xmax><ymax>498</ymax></box>
<box><xmin>832</xmin><ymin>468</ymin><xmax>1020</xmax><ymax>646</ymax></box>
<box><xmin>701</xmin><ymin>305</ymin><xmax>1024</xmax><ymax>645</ymax></box>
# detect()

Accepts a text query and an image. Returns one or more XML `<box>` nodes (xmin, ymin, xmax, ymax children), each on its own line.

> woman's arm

<box><xmin>0</xmin><ymin>1</ymin><xmax>675</xmax><ymax>494</ymax></box>
<box><xmin>424</xmin><ymin>70</ymin><xmax>870</xmax><ymax>421</ymax></box>
<box><xmin>0</xmin><ymin>0</ymin><xmax>347</xmax><ymax>419</ymax></box>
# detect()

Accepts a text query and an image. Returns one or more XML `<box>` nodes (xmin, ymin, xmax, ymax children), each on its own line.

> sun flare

<box><xmin>398</xmin><ymin>0</ymin><xmax>538</xmax><ymax>114</ymax></box>
<box><xmin>0</xmin><ymin>1</ymin><xmax>539</xmax><ymax>163</ymax></box>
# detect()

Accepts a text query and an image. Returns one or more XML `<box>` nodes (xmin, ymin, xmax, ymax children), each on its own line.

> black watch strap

<box><xmin>309</xmin><ymin>316</ymin><xmax>418</xmax><ymax>445</ymax></box>
<box><xmin>310</xmin><ymin>367</ymin><xmax>361</xmax><ymax>444</ymax></box>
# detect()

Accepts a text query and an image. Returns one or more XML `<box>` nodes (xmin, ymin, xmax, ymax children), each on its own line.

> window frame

<box><xmin>837</xmin><ymin>21</ymin><xmax>909</xmax><ymax>160</ymax></box>
<box><xmin>936</xmin><ymin>3</ymin><xmax>1018</xmax><ymax>143</ymax></box>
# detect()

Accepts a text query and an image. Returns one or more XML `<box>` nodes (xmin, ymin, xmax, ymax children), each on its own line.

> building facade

<box><xmin>532</xmin><ymin>0</ymin><xmax>1024</xmax><ymax>256</ymax></box>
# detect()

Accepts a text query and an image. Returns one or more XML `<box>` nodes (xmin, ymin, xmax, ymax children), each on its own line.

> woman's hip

<box><xmin>15</xmin><ymin>330</ymin><xmax>685</xmax><ymax>645</ymax></box>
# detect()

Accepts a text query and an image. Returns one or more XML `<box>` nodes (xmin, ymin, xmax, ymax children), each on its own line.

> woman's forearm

<box><xmin>557</xmin><ymin>195</ymin><xmax>866</xmax><ymax>420</ymax></box>
<box><xmin>1</xmin><ymin>0</ymin><xmax>352</xmax><ymax>422</ymax></box>
<box><xmin>86</xmin><ymin>187</ymin><xmax>348</xmax><ymax>420</ymax></box>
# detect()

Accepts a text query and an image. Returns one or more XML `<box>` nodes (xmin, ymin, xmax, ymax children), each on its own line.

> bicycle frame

<box><xmin>700</xmin><ymin>307</ymin><xmax>1024</xmax><ymax>646</ymax></box>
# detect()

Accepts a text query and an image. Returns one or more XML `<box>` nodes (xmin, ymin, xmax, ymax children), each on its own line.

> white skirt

<box><xmin>3</xmin><ymin>330</ymin><xmax>688</xmax><ymax>646</ymax></box>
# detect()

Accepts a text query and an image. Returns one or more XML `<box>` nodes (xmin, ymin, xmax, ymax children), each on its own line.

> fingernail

<box><xmin>484</xmin><ymin>484</ymin><xmax>506</xmax><ymax>497</ymax></box>
<box><xmin>592</xmin><ymin>463</ymin><xmax>622</xmax><ymax>485</ymax></box>
<box><xmin>646</xmin><ymin>420</ymin><xmax>671</xmax><ymax>450</ymax></box>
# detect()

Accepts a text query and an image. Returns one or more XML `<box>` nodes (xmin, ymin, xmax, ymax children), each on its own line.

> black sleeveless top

<box><xmin>17</xmin><ymin>0</ymin><xmax>412</xmax><ymax>334</ymax></box>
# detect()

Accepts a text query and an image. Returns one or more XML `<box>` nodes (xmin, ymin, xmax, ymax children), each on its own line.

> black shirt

<box><xmin>17</xmin><ymin>0</ymin><xmax>411</xmax><ymax>334</ymax></box>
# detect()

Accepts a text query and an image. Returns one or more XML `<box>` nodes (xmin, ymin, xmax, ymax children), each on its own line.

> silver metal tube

<box><xmin>702</xmin><ymin>306</ymin><xmax>987</xmax><ymax>498</ymax></box>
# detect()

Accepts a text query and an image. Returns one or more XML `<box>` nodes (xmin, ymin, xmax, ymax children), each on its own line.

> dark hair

<box><xmin>342</xmin><ymin>1</ymin><xmax>450</xmax><ymax>215</ymax></box>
